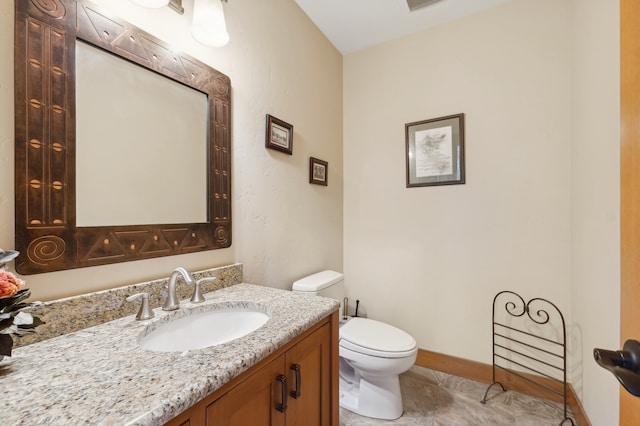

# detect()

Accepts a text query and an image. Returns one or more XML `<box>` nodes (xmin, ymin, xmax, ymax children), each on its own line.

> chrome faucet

<box><xmin>163</xmin><ymin>267</ymin><xmax>194</xmax><ymax>311</ymax></box>
<box><xmin>126</xmin><ymin>292</ymin><xmax>154</xmax><ymax>320</ymax></box>
<box><xmin>190</xmin><ymin>277</ymin><xmax>216</xmax><ymax>303</ymax></box>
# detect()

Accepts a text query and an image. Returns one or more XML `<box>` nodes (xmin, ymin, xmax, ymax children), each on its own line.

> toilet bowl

<box><xmin>292</xmin><ymin>271</ymin><xmax>418</xmax><ymax>420</ymax></box>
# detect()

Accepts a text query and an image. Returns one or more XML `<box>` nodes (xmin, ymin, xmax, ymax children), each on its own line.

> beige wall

<box><xmin>345</xmin><ymin>0</ymin><xmax>572</xmax><ymax>358</ymax></box>
<box><xmin>1</xmin><ymin>0</ymin><xmax>620</xmax><ymax>422</ymax></box>
<box><xmin>0</xmin><ymin>0</ymin><xmax>343</xmax><ymax>301</ymax></box>
<box><xmin>344</xmin><ymin>0</ymin><xmax>619</xmax><ymax>423</ymax></box>
<box><xmin>570</xmin><ymin>0</ymin><xmax>620</xmax><ymax>424</ymax></box>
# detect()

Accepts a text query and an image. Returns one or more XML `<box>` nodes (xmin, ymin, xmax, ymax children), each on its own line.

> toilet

<box><xmin>292</xmin><ymin>270</ymin><xmax>418</xmax><ymax>420</ymax></box>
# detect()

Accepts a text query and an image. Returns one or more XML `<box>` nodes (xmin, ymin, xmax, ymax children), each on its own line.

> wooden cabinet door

<box><xmin>166</xmin><ymin>313</ymin><xmax>338</xmax><ymax>426</ymax></box>
<box><xmin>285</xmin><ymin>323</ymin><xmax>332</xmax><ymax>426</ymax></box>
<box><xmin>165</xmin><ymin>403</ymin><xmax>205</xmax><ymax>426</ymax></box>
<box><xmin>206</xmin><ymin>353</ymin><xmax>287</xmax><ymax>426</ymax></box>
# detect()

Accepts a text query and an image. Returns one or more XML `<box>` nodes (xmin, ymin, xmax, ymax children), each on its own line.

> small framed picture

<box><xmin>405</xmin><ymin>113</ymin><xmax>465</xmax><ymax>187</ymax></box>
<box><xmin>266</xmin><ymin>114</ymin><xmax>293</xmax><ymax>155</ymax></box>
<box><xmin>309</xmin><ymin>157</ymin><xmax>328</xmax><ymax>186</ymax></box>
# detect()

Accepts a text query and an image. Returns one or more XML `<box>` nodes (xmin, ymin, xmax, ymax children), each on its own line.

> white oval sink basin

<box><xmin>139</xmin><ymin>308</ymin><xmax>270</xmax><ymax>352</ymax></box>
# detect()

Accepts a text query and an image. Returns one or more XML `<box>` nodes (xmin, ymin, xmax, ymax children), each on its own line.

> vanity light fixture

<box><xmin>130</xmin><ymin>0</ymin><xmax>229</xmax><ymax>47</ymax></box>
<box><xmin>130</xmin><ymin>0</ymin><xmax>170</xmax><ymax>8</ymax></box>
<box><xmin>191</xmin><ymin>0</ymin><xmax>230</xmax><ymax>47</ymax></box>
<box><xmin>130</xmin><ymin>0</ymin><xmax>184</xmax><ymax>14</ymax></box>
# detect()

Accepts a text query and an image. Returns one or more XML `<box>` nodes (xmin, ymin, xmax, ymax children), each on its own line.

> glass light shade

<box><xmin>130</xmin><ymin>0</ymin><xmax>170</xmax><ymax>8</ymax></box>
<box><xmin>191</xmin><ymin>0</ymin><xmax>230</xmax><ymax>47</ymax></box>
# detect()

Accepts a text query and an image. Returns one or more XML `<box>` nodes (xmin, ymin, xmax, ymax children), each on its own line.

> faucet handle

<box><xmin>190</xmin><ymin>277</ymin><xmax>216</xmax><ymax>303</ymax></box>
<box><xmin>126</xmin><ymin>292</ymin><xmax>154</xmax><ymax>320</ymax></box>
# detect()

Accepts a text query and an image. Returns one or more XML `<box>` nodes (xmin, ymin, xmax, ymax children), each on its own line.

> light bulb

<box><xmin>192</xmin><ymin>0</ymin><xmax>230</xmax><ymax>47</ymax></box>
<box><xmin>130</xmin><ymin>0</ymin><xmax>170</xmax><ymax>8</ymax></box>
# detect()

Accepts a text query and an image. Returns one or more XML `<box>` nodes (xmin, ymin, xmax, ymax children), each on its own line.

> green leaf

<box><xmin>0</xmin><ymin>334</ymin><xmax>12</xmax><ymax>356</ymax></box>
<box><xmin>18</xmin><ymin>317</ymin><xmax>45</xmax><ymax>329</ymax></box>
<box><xmin>0</xmin><ymin>289</ymin><xmax>31</xmax><ymax>312</ymax></box>
<box><xmin>0</xmin><ymin>317</ymin><xmax>13</xmax><ymax>332</ymax></box>
<box><xmin>9</xmin><ymin>302</ymin><xmax>30</xmax><ymax>312</ymax></box>
<box><xmin>0</xmin><ymin>296</ymin><xmax>14</xmax><ymax>310</ymax></box>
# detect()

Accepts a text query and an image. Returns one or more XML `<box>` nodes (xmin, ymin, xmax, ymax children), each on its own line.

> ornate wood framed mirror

<box><xmin>14</xmin><ymin>0</ymin><xmax>232</xmax><ymax>274</ymax></box>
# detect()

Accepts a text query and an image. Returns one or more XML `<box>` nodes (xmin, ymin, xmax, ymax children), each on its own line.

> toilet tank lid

<box><xmin>292</xmin><ymin>270</ymin><xmax>343</xmax><ymax>292</ymax></box>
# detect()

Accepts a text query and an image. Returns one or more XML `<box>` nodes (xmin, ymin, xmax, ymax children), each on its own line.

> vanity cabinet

<box><xmin>166</xmin><ymin>312</ymin><xmax>338</xmax><ymax>426</ymax></box>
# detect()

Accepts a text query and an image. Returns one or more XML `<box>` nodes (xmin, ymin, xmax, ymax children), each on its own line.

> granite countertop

<box><xmin>0</xmin><ymin>284</ymin><xmax>339</xmax><ymax>425</ymax></box>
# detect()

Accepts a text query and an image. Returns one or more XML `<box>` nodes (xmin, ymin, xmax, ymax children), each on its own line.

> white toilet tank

<box><xmin>292</xmin><ymin>270</ymin><xmax>345</xmax><ymax>302</ymax></box>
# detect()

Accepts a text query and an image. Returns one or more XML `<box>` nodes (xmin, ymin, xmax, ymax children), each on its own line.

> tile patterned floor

<box><xmin>340</xmin><ymin>366</ymin><xmax>574</xmax><ymax>426</ymax></box>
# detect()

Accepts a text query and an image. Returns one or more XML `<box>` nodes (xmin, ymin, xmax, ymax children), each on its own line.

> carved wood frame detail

<box><xmin>14</xmin><ymin>0</ymin><xmax>232</xmax><ymax>274</ymax></box>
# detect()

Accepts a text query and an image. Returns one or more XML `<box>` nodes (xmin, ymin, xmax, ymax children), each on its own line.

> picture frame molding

<box><xmin>309</xmin><ymin>157</ymin><xmax>328</xmax><ymax>186</ymax></box>
<box><xmin>265</xmin><ymin>114</ymin><xmax>293</xmax><ymax>155</ymax></box>
<box><xmin>405</xmin><ymin>113</ymin><xmax>465</xmax><ymax>188</ymax></box>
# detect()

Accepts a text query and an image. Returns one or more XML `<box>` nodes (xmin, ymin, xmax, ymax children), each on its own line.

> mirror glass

<box><xmin>14</xmin><ymin>0</ymin><xmax>232</xmax><ymax>274</ymax></box>
<box><xmin>75</xmin><ymin>41</ymin><xmax>208</xmax><ymax>227</ymax></box>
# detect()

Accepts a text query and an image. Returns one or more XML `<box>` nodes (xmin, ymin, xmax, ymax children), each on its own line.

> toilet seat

<box><xmin>340</xmin><ymin>317</ymin><xmax>417</xmax><ymax>359</ymax></box>
<box><xmin>290</xmin><ymin>271</ymin><xmax>417</xmax><ymax>420</ymax></box>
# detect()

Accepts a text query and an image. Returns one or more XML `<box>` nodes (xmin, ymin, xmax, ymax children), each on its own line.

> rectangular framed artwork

<box><xmin>266</xmin><ymin>114</ymin><xmax>293</xmax><ymax>155</ymax></box>
<box><xmin>309</xmin><ymin>157</ymin><xmax>328</xmax><ymax>186</ymax></box>
<box><xmin>405</xmin><ymin>113</ymin><xmax>465</xmax><ymax>187</ymax></box>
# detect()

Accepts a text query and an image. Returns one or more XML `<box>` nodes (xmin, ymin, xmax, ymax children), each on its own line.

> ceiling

<box><xmin>294</xmin><ymin>0</ymin><xmax>513</xmax><ymax>55</ymax></box>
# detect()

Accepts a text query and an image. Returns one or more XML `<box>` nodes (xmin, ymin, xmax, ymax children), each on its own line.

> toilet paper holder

<box><xmin>594</xmin><ymin>339</ymin><xmax>640</xmax><ymax>397</ymax></box>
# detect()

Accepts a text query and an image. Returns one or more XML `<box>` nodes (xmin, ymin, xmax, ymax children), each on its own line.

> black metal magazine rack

<box><xmin>480</xmin><ymin>291</ymin><xmax>575</xmax><ymax>426</ymax></box>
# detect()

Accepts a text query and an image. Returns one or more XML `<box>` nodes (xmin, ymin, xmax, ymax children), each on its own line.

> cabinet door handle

<box><xmin>276</xmin><ymin>374</ymin><xmax>288</xmax><ymax>412</ymax></box>
<box><xmin>290</xmin><ymin>364</ymin><xmax>301</xmax><ymax>399</ymax></box>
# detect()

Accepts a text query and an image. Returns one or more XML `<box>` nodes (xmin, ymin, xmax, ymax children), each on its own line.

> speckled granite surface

<box><xmin>14</xmin><ymin>263</ymin><xmax>243</xmax><ymax>347</ymax></box>
<box><xmin>1</xmin><ymin>283</ymin><xmax>339</xmax><ymax>425</ymax></box>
